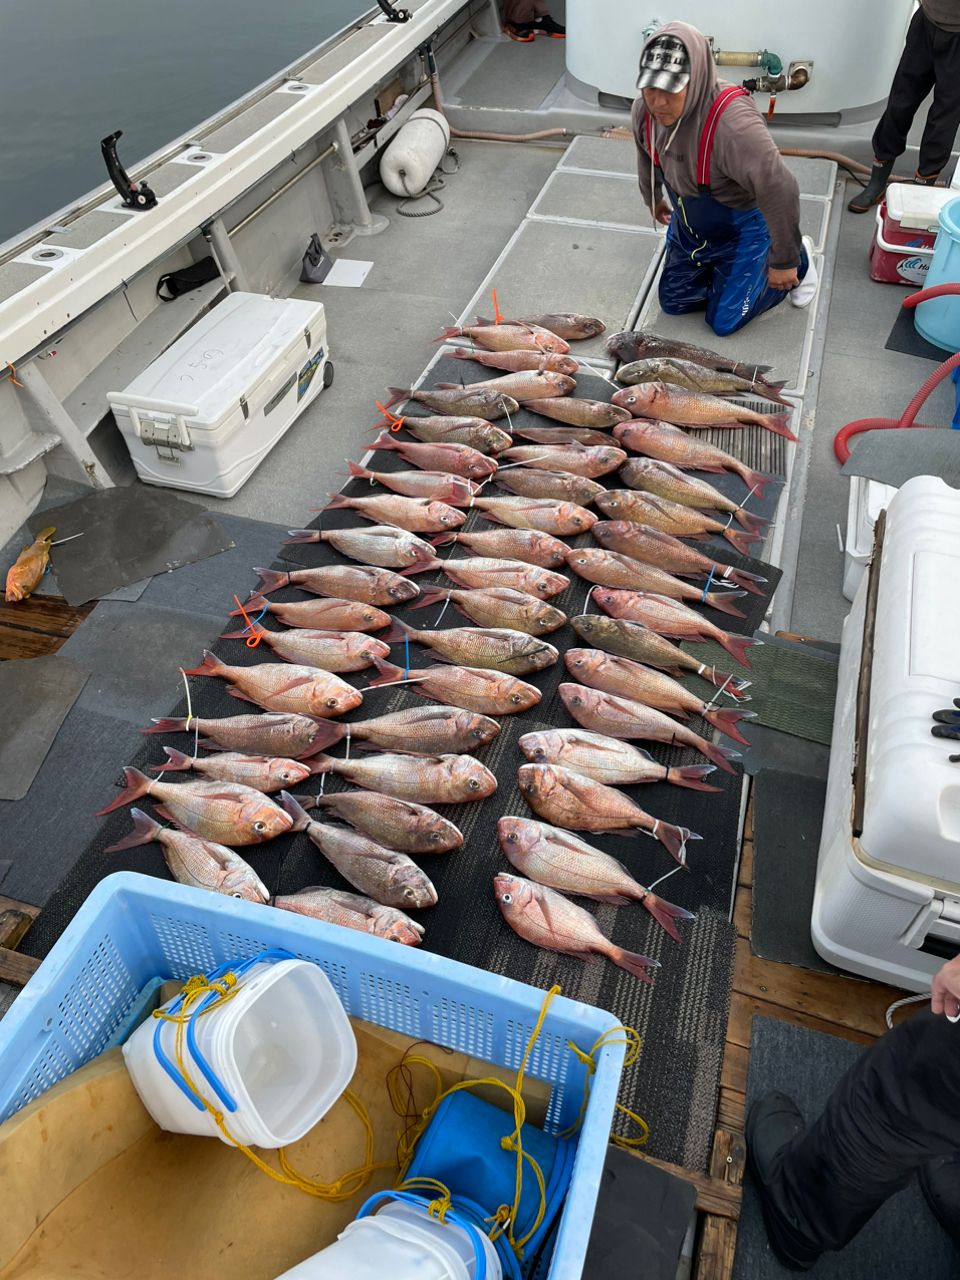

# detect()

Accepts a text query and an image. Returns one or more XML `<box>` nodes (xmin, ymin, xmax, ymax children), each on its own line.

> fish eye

<box><xmin>510</xmin><ymin>693</ymin><xmax>522</xmax><ymax>704</ymax></box>
<box><xmin>571</xmin><ymin>695</ymin><xmax>583</xmax><ymax>707</ymax></box>
<box><xmin>468</xmin><ymin>778</ymin><xmax>480</xmax><ymax>790</ymax></box>
<box><xmin>504</xmin><ymin>830</ymin><xmax>518</xmax><ymax>843</ymax></box>
<box><xmin>253</xmin><ymin>821</ymin><xmax>267</xmax><ymax>833</ymax></box>
<box><xmin>362</xmin><ymin>611</ymin><xmax>374</xmax><ymax>621</ymax></box>
<box><xmin>501</xmin><ymin>892</ymin><xmax>513</xmax><ymax>904</ymax></box>
<box><xmin>430</xmin><ymin>831</ymin><xmax>443</xmax><ymax>843</ymax></box>
<box><xmin>389</xmin><ymin>586</ymin><xmax>402</xmax><ymax>598</ymax></box>
<box><xmin>361</xmin><ymin>650</ymin><xmax>373</xmax><ymax>660</ymax></box>
<box><xmin>232</xmin><ymin>891</ymin><xmax>244</xmax><ymax>899</ymax></box>
<box><xmin>280</xmin><ymin>770</ymin><xmax>294</xmax><ymax>782</ymax></box>
<box><xmin>325</xmin><ymin>697</ymin><xmax>340</xmax><ymax>709</ymax></box>
<box><xmin>571</xmin><ymin>656</ymin><xmax>583</xmax><ymax>667</ymax></box>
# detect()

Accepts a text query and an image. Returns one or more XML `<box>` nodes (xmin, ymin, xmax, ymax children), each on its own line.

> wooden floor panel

<box><xmin>0</xmin><ymin>594</ymin><xmax>92</xmax><ymax>662</ymax></box>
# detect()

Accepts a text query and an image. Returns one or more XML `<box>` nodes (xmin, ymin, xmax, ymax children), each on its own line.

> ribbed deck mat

<box><xmin>20</xmin><ymin>349</ymin><xmax>773</xmax><ymax>1170</ymax></box>
<box><xmin>679</xmin><ymin>636</ymin><xmax>838</xmax><ymax>746</ymax></box>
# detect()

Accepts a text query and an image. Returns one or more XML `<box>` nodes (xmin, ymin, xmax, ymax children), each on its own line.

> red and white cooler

<box><xmin>869</xmin><ymin>183</ymin><xmax>958</xmax><ymax>285</ymax></box>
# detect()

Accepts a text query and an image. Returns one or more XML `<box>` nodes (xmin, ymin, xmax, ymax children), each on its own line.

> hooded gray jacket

<box><xmin>632</xmin><ymin>22</ymin><xmax>802</xmax><ymax>270</ymax></box>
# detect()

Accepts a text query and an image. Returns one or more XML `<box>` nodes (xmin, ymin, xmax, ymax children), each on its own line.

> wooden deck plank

<box><xmin>695</xmin><ymin>1129</ymin><xmax>747</xmax><ymax>1280</ymax></box>
<box><xmin>717</xmin><ymin>1086</ymin><xmax>746</xmax><ymax>1133</ymax></box>
<box><xmin>0</xmin><ymin>595</ymin><xmax>93</xmax><ymax>662</ymax></box>
<box><xmin>627</xmin><ymin>1149</ymin><xmax>742</xmax><ymax>1220</ymax></box>
<box><xmin>738</xmin><ymin>840</ymin><xmax>753</xmax><ymax>888</ymax></box>
<box><xmin>733</xmin><ymin>885</ymin><xmax>752</xmax><ymax>940</ymax></box>
<box><xmin>726</xmin><ymin>990</ymin><xmax>876</xmax><ymax>1052</ymax></box>
<box><xmin>732</xmin><ymin>938</ymin><xmax>905</xmax><ymax>1039</ymax></box>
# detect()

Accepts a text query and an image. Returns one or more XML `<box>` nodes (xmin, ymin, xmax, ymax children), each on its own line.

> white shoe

<box><xmin>789</xmin><ymin>235</ymin><xmax>818</xmax><ymax>308</ymax></box>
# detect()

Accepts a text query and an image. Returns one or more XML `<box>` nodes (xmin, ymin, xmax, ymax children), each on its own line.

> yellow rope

<box><xmin>558</xmin><ymin>1026</ymin><xmax>649</xmax><ymax>1150</ymax></box>
<box><xmin>154</xmin><ymin>972</ymin><xmax>395</xmax><ymax>1200</ymax></box>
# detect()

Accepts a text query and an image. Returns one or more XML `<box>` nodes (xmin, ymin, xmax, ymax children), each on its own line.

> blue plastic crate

<box><xmin>0</xmin><ymin>873</ymin><xmax>624</xmax><ymax>1280</ymax></box>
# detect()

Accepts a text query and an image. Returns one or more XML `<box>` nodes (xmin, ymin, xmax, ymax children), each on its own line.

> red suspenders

<box><xmin>644</xmin><ymin>85</ymin><xmax>750</xmax><ymax>193</ymax></box>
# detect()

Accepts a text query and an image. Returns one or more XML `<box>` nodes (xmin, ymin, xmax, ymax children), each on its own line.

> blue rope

<box><xmin>242</xmin><ymin>603</ymin><xmax>269</xmax><ymax>635</ymax></box>
<box><xmin>701</xmin><ymin>564</ymin><xmax>717</xmax><ymax>603</ymax></box>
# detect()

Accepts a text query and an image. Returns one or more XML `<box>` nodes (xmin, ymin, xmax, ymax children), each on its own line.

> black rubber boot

<box><xmin>914</xmin><ymin>171</ymin><xmax>940</xmax><ymax>186</ymax></box>
<box><xmin>848</xmin><ymin>159</ymin><xmax>895</xmax><ymax>213</ymax></box>
<box><xmin>919</xmin><ymin>1155</ymin><xmax>960</xmax><ymax>1250</ymax></box>
<box><xmin>746</xmin><ymin>1092</ymin><xmax>821</xmax><ymax>1272</ymax></box>
<box><xmin>533</xmin><ymin>14</ymin><xmax>565</xmax><ymax>36</ymax></box>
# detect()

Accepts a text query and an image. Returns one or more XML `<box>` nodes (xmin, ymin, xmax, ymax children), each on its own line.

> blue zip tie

<box><xmin>701</xmin><ymin>563</ymin><xmax>717</xmax><ymax>603</ymax></box>
<box><xmin>404</xmin><ymin>633</ymin><xmax>410</xmax><ymax>680</ymax></box>
<box><xmin>242</xmin><ymin>604</ymin><xmax>269</xmax><ymax>635</ymax></box>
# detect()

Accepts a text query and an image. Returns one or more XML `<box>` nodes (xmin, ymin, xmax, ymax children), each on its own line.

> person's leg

<box><xmin>705</xmin><ymin>210</ymin><xmax>803</xmax><ymax>336</ymax></box>
<box><xmin>501</xmin><ymin>0</ymin><xmax>541</xmax><ymax>37</ymax></box>
<box><xmin>749</xmin><ymin>1011</ymin><xmax>960</xmax><ymax>1269</ymax></box>
<box><xmin>850</xmin><ymin>9</ymin><xmax>936</xmax><ymax>211</ymax></box>
<box><xmin>872</xmin><ymin>8</ymin><xmax>937</xmax><ymax>165</ymax></box>
<box><xmin>917</xmin><ymin>26</ymin><xmax>960</xmax><ymax>179</ymax></box>
<box><xmin>658</xmin><ymin>231</ymin><xmax>711</xmax><ymax>316</ymax></box>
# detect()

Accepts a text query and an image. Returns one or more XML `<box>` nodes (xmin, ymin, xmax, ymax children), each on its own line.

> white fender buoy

<box><xmin>379</xmin><ymin>108</ymin><xmax>451</xmax><ymax>197</ymax></box>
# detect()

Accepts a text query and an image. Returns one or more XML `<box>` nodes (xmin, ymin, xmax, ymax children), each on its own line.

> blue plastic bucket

<box><xmin>404</xmin><ymin>1092</ymin><xmax>576</xmax><ymax>1263</ymax></box>
<box><xmin>915</xmin><ymin>197</ymin><xmax>960</xmax><ymax>352</ymax></box>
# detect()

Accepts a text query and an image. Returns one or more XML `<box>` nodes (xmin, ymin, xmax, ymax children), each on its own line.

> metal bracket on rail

<box><xmin>376</xmin><ymin>0</ymin><xmax>412</xmax><ymax>21</ymax></box>
<box><xmin>100</xmin><ymin>131</ymin><xmax>158</xmax><ymax>210</ymax></box>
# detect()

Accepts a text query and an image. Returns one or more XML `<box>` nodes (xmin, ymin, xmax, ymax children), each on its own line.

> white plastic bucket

<box><xmin>914</xmin><ymin>197</ymin><xmax>960</xmax><ymax>352</ymax></box>
<box><xmin>273</xmin><ymin>1198</ymin><xmax>502</xmax><ymax>1280</ymax></box>
<box><xmin>123</xmin><ymin>955</ymin><xmax>356</xmax><ymax>1148</ymax></box>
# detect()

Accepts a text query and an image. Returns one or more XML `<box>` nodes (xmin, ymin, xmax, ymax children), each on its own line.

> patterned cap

<box><xmin>637</xmin><ymin>34</ymin><xmax>690</xmax><ymax>93</ymax></box>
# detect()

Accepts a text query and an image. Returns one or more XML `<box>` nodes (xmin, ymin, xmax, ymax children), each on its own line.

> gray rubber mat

<box><xmin>27</xmin><ymin>488</ymin><xmax>234</xmax><ymax>605</ymax></box>
<box><xmin>57</xmin><ymin>602</ymin><xmax>226</xmax><ymax>725</ymax></box>
<box><xmin>0</xmin><ymin>655</ymin><xmax>89</xmax><ymax>800</ymax></box>
<box><xmin>456</xmin><ymin>38</ymin><xmax>565</xmax><ymax>111</ymax></box>
<box><xmin>885</xmin><ymin>305</ymin><xmax>953</xmax><ymax>364</ymax></box>
<box><xmin>841</xmin><ymin>428</ymin><xmax>960</xmax><ymax>487</ymax></box>
<box><xmin>739</xmin><ymin>725</ymin><xmax>832</xmax><ymax>779</ymax></box>
<box><xmin>735</xmin><ymin>1018</ymin><xmax>960</xmax><ymax>1280</ymax></box>
<box><xmin>532</xmin><ymin>171</ymin><xmax>648</xmax><ymax>229</ymax></box>
<box><xmin>751</xmin><ymin>770</ymin><xmax>836</xmax><ymax>973</ymax></box>
<box><xmin>0</xmin><ymin>704</ymin><xmax>145</xmax><ymax>906</ymax></box>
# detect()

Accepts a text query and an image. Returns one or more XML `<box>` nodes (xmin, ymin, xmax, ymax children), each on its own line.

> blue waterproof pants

<box><xmin>659</xmin><ymin>187</ymin><xmax>809</xmax><ymax>337</ymax></box>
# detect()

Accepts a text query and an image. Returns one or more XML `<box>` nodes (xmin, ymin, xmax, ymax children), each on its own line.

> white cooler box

<box><xmin>813</xmin><ymin>475</ymin><xmax>960</xmax><ymax>991</ymax></box>
<box><xmin>108</xmin><ymin>292</ymin><xmax>330</xmax><ymax>497</ymax></box>
<box><xmin>842</xmin><ymin>474</ymin><xmax>899</xmax><ymax>602</ymax></box>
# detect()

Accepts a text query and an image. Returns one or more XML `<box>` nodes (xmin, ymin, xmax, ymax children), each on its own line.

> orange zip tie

<box><xmin>232</xmin><ymin>594</ymin><xmax>266</xmax><ymax>648</ymax></box>
<box><xmin>376</xmin><ymin>401</ymin><xmax>406</xmax><ymax>432</ymax></box>
<box><xmin>492</xmin><ymin>288</ymin><xmax>504</xmax><ymax>324</ymax></box>
<box><xmin>6</xmin><ymin>362</ymin><xmax>23</xmax><ymax>388</ymax></box>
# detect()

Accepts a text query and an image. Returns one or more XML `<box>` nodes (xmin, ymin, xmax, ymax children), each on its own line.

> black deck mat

<box><xmin>734</xmin><ymin>1018</ymin><xmax>960</xmax><ymax>1280</ymax></box>
<box><xmin>27</xmin><ymin>488</ymin><xmax>234</xmax><ymax>606</ymax></box>
<box><xmin>751</xmin><ymin>770</ymin><xmax>837</xmax><ymax>974</ymax></box>
<box><xmin>18</xmin><ymin>351</ymin><xmax>779</xmax><ymax>1170</ymax></box>
<box><xmin>885</xmin><ymin>303</ymin><xmax>953</xmax><ymax>364</ymax></box>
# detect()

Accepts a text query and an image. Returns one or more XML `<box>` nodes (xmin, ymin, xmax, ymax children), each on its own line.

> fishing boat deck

<box><xmin>3</xmin><ymin>19</ymin><xmax>959</xmax><ymax>1280</ymax></box>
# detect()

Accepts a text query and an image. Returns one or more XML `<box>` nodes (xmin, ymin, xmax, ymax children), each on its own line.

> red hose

<box><xmin>833</xmin><ymin>284</ymin><xmax>960</xmax><ymax>463</ymax></box>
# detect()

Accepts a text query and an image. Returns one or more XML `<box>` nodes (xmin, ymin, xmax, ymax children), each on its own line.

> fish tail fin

<box><xmin>473</xmin><ymin>315</ymin><xmax>494</xmax><ymax>327</ymax></box>
<box><xmin>181</xmin><ymin>650</ymin><xmax>226</xmax><ymax>678</ymax></box>
<box><xmin>757</xmin><ymin>378</ymin><xmax>791</xmax><ymax>407</ymax></box>
<box><xmin>283</xmin><ymin>530</ymin><xmax>320</xmax><ymax>545</ymax></box>
<box><xmin>705</xmin><ymin>589</ymin><xmax>748</xmax><ymax>619</ymax></box>
<box><xmin>643</xmin><ymin>892</ymin><xmax>696</xmax><ymax>943</ymax></box>
<box><xmin>219</xmin><ymin>628</ymin><xmax>253</xmax><ymax>641</ymax></box>
<box><xmin>759</xmin><ymin>412</ymin><xmax>798</xmax><ymax>442</ymax></box>
<box><xmin>701</xmin><ymin>740</ymin><xmax>741</xmax><ymax>774</ymax></box>
<box><xmin>743</xmin><ymin>469</ymin><xmax>774</xmax><ymax>500</ymax></box>
<box><xmin>701</xmin><ymin>666</ymin><xmax>752</xmax><ymax>702</ymax></box>
<box><xmin>96</xmin><ymin>767</ymin><xmax>153</xmax><ymax>816</ymax></box>
<box><xmin>704</xmin><ymin>707</ymin><xmax>756</xmax><ymax>745</ymax></box>
<box><xmin>724</xmin><ymin>527</ymin><xmax>762</xmax><ymax>556</ymax></box>
<box><xmin>278</xmin><ymin>790</ymin><xmax>312</xmax><ymax>832</ymax></box>
<box><xmin>385</xmin><ymin>387</ymin><xmax>411</xmax><ymax>410</ymax></box>
<box><xmin>429</xmin><ymin>532</ymin><xmax>458</xmax><ymax>547</ymax></box>
<box><xmin>103</xmin><ymin>807</ymin><xmax>163</xmax><ymax>853</ymax></box>
<box><xmin>654</xmin><ymin>820</ymin><xmax>701</xmax><ymax>864</ymax></box>
<box><xmin>150</xmin><ymin>747</ymin><xmax>193</xmax><ymax>773</ymax></box>
<box><xmin>397</xmin><ymin>556</ymin><xmax>443</xmax><ymax>576</ymax></box>
<box><xmin>435</xmin><ymin>327</ymin><xmax>462</xmax><ymax>342</ymax></box>
<box><xmin>735</xmin><ymin>509</ymin><xmax>769</xmax><ymax>536</ymax></box>
<box><xmin>409</xmin><ymin>587</ymin><xmax>449</xmax><ymax>612</ymax></box>
<box><xmin>305</xmin><ymin>754</ymin><xmax>334</xmax><ymax>776</ymax></box>
<box><xmin>228</xmin><ymin>592</ymin><xmax>268</xmax><ymax>618</ymax></box>
<box><xmin>254</xmin><ymin>568</ymin><xmax>290</xmax><ymax>593</ymax></box>
<box><xmin>449</xmin><ymin>347</ymin><xmax>472</xmax><ymax>360</ymax></box>
<box><xmin>142</xmin><ymin>716</ymin><xmax>190</xmax><ymax>735</ymax></box>
<box><xmin>725</xmin><ymin>566</ymin><xmax>766</xmax><ymax>596</ymax></box>
<box><xmin>372</xmin><ymin>431</ymin><xmax>398</xmax><ymax>449</ymax></box>
<box><xmin>323</xmin><ymin>493</ymin><xmax>353</xmax><ymax>509</ymax></box>
<box><xmin>717</xmin><ymin>632</ymin><xmax>756</xmax><ymax>669</ymax></box>
<box><xmin>348</xmin><ymin>460</ymin><xmax>374</xmax><ymax>481</ymax></box>
<box><xmin>367</xmin><ymin>656</ymin><xmax>406</xmax><ymax>686</ymax></box>
<box><xmin>607</xmin><ymin>945</ymin><xmax>659</xmax><ymax>984</ymax></box>
<box><xmin>380</xmin><ymin>618</ymin><xmax>412</xmax><ymax>643</ymax></box>
<box><xmin>667</xmin><ymin>764</ymin><xmax>722</xmax><ymax>793</ymax></box>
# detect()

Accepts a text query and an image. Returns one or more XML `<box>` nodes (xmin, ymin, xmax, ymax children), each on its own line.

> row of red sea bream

<box><xmin>96</xmin><ymin>314</ymin><xmax>790</xmax><ymax>983</ymax></box>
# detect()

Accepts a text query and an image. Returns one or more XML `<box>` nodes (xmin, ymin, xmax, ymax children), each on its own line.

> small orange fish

<box><xmin>5</xmin><ymin>526</ymin><xmax>55</xmax><ymax>602</ymax></box>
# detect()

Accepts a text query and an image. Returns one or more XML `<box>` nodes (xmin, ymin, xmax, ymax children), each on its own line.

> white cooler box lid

<box><xmin>860</xmin><ymin>476</ymin><xmax>960</xmax><ymax>888</ymax></box>
<box><xmin>885</xmin><ymin>182</ymin><xmax>959</xmax><ymax>231</ymax></box>
<box><xmin>110</xmin><ymin>292</ymin><xmax>324</xmax><ymax>428</ymax></box>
